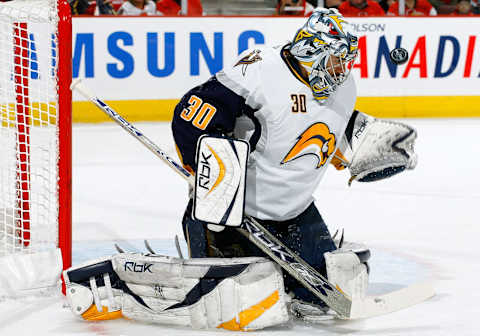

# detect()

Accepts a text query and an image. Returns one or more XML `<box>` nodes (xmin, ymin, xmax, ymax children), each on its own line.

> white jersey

<box><xmin>216</xmin><ymin>45</ymin><xmax>357</xmax><ymax>221</ymax></box>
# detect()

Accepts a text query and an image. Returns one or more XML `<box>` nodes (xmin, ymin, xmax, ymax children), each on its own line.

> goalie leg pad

<box><xmin>64</xmin><ymin>256</ymin><xmax>124</xmax><ymax>321</ymax></box>
<box><xmin>64</xmin><ymin>253</ymin><xmax>289</xmax><ymax>331</ymax></box>
<box><xmin>324</xmin><ymin>250</ymin><xmax>369</xmax><ymax>300</ymax></box>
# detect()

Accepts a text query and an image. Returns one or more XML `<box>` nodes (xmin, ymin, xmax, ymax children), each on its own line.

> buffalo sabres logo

<box><xmin>235</xmin><ymin>49</ymin><xmax>262</xmax><ymax>76</ymax></box>
<box><xmin>281</xmin><ymin>122</ymin><xmax>336</xmax><ymax>169</ymax></box>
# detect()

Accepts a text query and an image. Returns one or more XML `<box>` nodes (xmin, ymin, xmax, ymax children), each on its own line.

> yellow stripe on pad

<box><xmin>81</xmin><ymin>305</ymin><xmax>123</xmax><ymax>321</ymax></box>
<box><xmin>206</xmin><ymin>144</ymin><xmax>225</xmax><ymax>195</ymax></box>
<box><xmin>218</xmin><ymin>290</ymin><xmax>279</xmax><ymax>331</ymax></box>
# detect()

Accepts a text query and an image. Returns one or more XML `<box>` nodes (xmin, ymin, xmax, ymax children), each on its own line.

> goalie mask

<box><xmin>289</xmin><ymin>8</ymin><xmax>358</xmax><ymax>102</ymax></box>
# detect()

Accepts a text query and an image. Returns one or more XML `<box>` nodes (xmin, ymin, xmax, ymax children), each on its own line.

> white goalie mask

<box><xmin>289</xmin><ymin>8</ymin><xmax>359</xmax><ymax>102</ymax></box>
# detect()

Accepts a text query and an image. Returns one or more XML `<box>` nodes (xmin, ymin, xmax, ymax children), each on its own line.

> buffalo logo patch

<box><xmin>281</xmin><ymin>122</ymin><xmax>336</xmax><ymax>169</ymax></box>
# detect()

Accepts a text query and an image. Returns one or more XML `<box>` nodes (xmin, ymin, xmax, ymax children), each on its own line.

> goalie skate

<box><xmin>289</xmin><ymin>299</ymin><xmax>336</xmax><ymax>322</ymax></box>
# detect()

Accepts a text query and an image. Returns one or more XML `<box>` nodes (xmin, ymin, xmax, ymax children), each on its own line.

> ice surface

<box><xmin>0</xmin><ymin>119</ymin><xmax>478</xmax><ymax>335</ymax></box>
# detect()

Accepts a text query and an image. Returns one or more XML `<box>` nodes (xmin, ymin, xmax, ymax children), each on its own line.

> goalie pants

<box><xmin>182</xmin><ymin>200</ymin><xmax>337</xmax><ymax>307</ymax></box>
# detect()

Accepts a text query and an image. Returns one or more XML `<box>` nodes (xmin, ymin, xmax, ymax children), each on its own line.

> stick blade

<box><xmin>349</xmin><ymin>281</ymin><xmax>435</xmax><ymax>319</ymax></box>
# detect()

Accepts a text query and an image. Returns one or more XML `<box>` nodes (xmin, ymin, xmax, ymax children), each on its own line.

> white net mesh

<box><xmin>0</xmin><ymin>0</ymin><xmax>60</xmax><ymax>258</ymax></box>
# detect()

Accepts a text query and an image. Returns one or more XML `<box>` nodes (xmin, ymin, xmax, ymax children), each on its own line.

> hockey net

<box><xmin>0</xmin><ymin>0</ymin><xmax>71</xmax><ymax>297</ymax></box>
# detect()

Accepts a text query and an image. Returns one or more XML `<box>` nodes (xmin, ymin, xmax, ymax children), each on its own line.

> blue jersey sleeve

<box><xmin>171</xmin><ymin>76</ymin><xmax>257</xmax><ymax>173</ymax></box>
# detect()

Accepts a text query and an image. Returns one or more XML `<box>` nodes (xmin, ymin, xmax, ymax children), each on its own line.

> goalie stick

<box><xmin>71</xmin><ymin>79</ymin><xmax>434</xmax><ymax>319</ymax></box>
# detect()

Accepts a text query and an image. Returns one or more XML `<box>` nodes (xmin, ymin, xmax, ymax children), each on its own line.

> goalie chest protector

<box><xmin>216</xmin><ymin>45</ymin><xmax>357</xmax><ymax>221</ymax></box>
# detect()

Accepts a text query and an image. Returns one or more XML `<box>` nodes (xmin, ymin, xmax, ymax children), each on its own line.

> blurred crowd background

<box><xmin>0</xmin><ymin>0</ymin><xmax>476</xmax><ymax>15</ymax></box>
<box><xmin>64</xmin><ymin>0</ymin><xmax>480</xmax><ymax>17</ymax></box>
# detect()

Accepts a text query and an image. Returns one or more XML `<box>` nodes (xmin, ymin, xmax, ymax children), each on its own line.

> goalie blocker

<box><xmin>193</xmin><ymin>136</ymin><xmax>249</xmax><ymax>232</ymax></box>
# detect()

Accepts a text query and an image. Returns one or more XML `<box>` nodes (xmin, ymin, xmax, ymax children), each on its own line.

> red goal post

<box><xmin>0</xmin><ymin>0</ymin><xmax>71</xmax><ymax>295</ymax></box>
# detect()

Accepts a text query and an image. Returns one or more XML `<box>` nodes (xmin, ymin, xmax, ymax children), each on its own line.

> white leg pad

<box><xmin>324</xmin><ymin>250</ymin><xmax>368</xmax><ymax>300</ymax></box>
<box><xmin>64</xmin><ymin>253</ymin><xmax>290</xmax><ymax>331</ymax></box>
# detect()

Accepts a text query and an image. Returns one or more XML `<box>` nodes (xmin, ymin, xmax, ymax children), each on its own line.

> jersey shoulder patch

<box><xmin>234</xmin><ymin>49</ymin><xmax>263</xmax><ymax>76</ymax></box>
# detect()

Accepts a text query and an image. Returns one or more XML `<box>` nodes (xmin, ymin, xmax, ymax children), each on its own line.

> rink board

<box><xmin>67</xmin><ymin>17</ymin><xmax>480</xmax><ymax>121</ymax></box>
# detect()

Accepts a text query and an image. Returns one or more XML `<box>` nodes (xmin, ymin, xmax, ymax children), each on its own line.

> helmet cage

<box><xmin>289</xmin><ymin>9</ymin><xmax>358</xmax><ymax>102</ymax></box>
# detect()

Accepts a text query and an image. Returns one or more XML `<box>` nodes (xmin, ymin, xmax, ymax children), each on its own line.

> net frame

<box><xmin>0</xmin><ymin>0</ymin><xmax>71</xmax><ymax>280</ymax></box>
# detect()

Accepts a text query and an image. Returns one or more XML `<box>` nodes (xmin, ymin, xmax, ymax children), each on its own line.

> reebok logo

<box><xmin>124</xmin><ymin>262</ymin><xmax>153</xmax><ymax>273</ymax></box>
<box><xmin>197</xmin><ymin>144</ymin><xmax>225</xmax><ymax>195</ymax></box>
<box><xmin>354</xmin><ymin>120</ymin><xmax>369</xmax><ymax>139</ymax></box>
<box><xmin>198</xmin><ymin>151</ymin><xmax>212</xmax><ymax>190</ymax></box>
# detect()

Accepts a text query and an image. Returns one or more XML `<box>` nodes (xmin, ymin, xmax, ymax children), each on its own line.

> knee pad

<box><xmin>324</xmin><ymin>249</ymin><xmax>369</xmax><ymax>300</ymax></box>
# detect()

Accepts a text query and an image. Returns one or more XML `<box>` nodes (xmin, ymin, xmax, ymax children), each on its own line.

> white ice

<box><xmin>0</xmin><ymin>118</ymin><xmax>478</xmax><ymax>335</ymax></box>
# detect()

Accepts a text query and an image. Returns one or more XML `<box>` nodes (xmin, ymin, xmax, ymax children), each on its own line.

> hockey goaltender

<box><xmin>63</xmin><ymin>8</ymin><xmax>420</xmax><ymax>331</ymax></box>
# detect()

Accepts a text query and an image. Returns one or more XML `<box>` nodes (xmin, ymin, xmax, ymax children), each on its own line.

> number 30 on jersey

<box><xmin>180</xmin><ymin>95</ymin><xmax>217</xmax><ymax>130</ymax></box>
<box><xmin>291</xmin><ymin>94</ymin><xmax>306</xmax><ymax>113</ymax></box>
